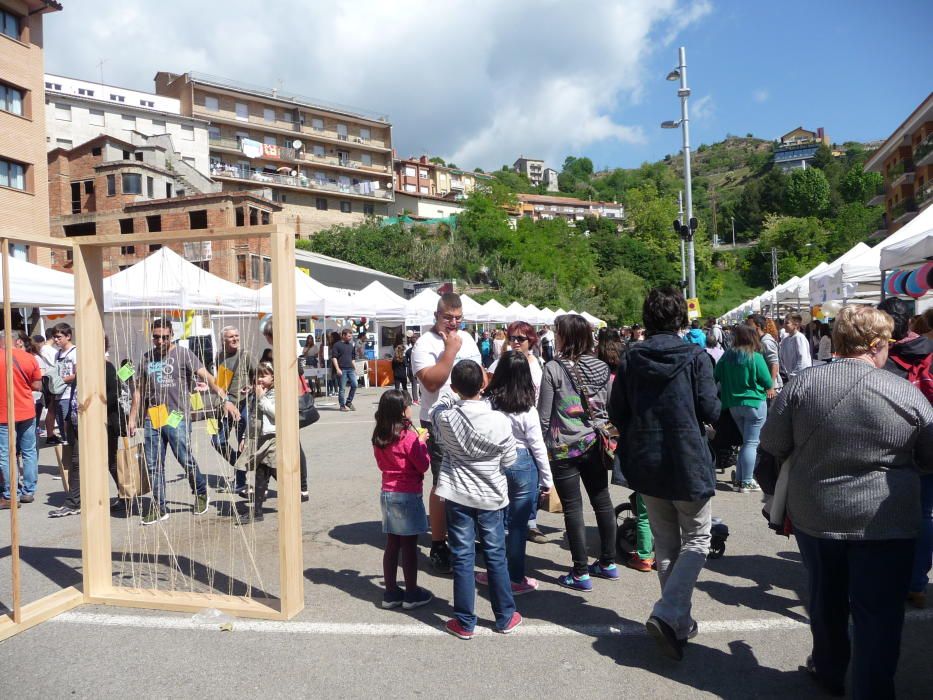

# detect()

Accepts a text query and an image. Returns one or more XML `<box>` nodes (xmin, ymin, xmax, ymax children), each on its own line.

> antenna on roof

<box><xmin>96</xmin><ymin>58</ymin><xmax>108</xmax><ymax>86</ymax></box>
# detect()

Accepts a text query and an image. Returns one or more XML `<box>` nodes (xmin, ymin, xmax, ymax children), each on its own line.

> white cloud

<box><xmin>691</xmin><ymin>95</ymin><xmax>715</xmax><ymax>121</ymax></box>
<box><xmin>43</xmin><ymin>0</ymin><xmax>712</xmax><ymax>171</ymax></box>
<box><xmin>753</xmin><ymin>89</ymin><xmax>770</xmax><ymax>103</ymax></box>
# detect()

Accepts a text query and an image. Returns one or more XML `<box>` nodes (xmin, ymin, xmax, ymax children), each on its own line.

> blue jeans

<box><xmin>505</xmin><ymin>448</ymin><xmax>538</xmax><ymax>583</ymax></box>
<box><xmin>144</xmin><ymin>418</ymin><xmax>207</xmax><ymax>511</ymax></box>
<box><xmin>446</xmin><ymin>500</ymin><xmax>515</xmax><ymax>631</ymax></box>
<box><xmin>796</xmin><ymin>530</ymin><xmax>913</xmax><ymax>700</ymax></box>
<box><xmin>210</xmin><ymin>399</ymin><xmax>249</xmax><ymax>489</ymax></box>
<box><xmin>911</xmin><ymin>474</ymin><xmax>933</xmax><ymax>593</ymax></box>
<box><xmin>729</xmin><ymin>402</ymin><xmax>767</xmax><ymax>483</ymax></box>
<box><xmin>337</xmin><ymin>368</ymin><xmax>357</xmax><ymax>408</ymax></box>
<box><xmin>0</xmin><ymin>419</ymin><xmax>38</xmax><ymax>499</ymax></box>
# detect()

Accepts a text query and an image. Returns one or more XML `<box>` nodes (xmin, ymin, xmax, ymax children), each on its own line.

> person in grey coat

<box><xmin>760</xmin><ymin>305</ymin><xmax>933</xmax><ymax>699</ymax></box>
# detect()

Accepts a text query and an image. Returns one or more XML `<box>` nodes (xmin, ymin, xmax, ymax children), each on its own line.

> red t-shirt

<box><xmin>374</xmin><ymin>428</ymin><xmax>430</xmax><ymax>493</ymax></box>
<box><xmin>0</xmin><ymin>349</ymin><xmax>42</xmax><ymax>423</ymax></box>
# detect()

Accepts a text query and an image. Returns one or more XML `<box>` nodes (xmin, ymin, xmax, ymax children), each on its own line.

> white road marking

<box><xmin>49</xmin><ymin>608</ymin><xmax>933</xmax><ymax>637</ymax></box>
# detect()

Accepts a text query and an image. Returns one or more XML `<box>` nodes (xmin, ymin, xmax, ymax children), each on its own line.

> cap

<box><xmin>405</xmin><ymin>330</ymin><xmax>413</xmax><ymax>338</ymax></box>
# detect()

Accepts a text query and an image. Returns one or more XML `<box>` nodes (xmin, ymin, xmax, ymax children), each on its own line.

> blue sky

<box><xmin>597</xmin><ymin>0</ymin><xmax>933</xmax><ymax>169</ymax></box>
<box><xmin>44</xmin><ymin>1</ymin><xmax>932</xmax><ymax>172</ymax></box>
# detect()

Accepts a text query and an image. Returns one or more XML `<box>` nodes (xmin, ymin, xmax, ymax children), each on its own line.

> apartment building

<box><xmin>864</xmin><ymin>93</ymin><xmax>933</xmax><ymax>238</ymax></box>
<box><xmin>516</xmin><ymin>193</ymin><xmax>623</xmax><ymax>226</ymax></box>
<box><xmin>513</xmin><ymin>156</ymin><xmax>545</xmax><ymax>187</ymax></box>
<box><xmin>44</xmin><ymin>73</ymin><xmax>211</xmax><ymax>174</ymax></box>
<box><xmin>0</xmin><ymin>0</ymin><xmax>61</xmax><ymax>265</ymax></box>
<box><xmin>47</xmin><ymin>132</ymin><xmax>279</xmax><ymax>285</ymax></box>
<box><xmin>154</xmin><ymin>71</ymin><xmax>394</xmax><ymax>231</ymax></box>
<box><xmin>772</xmin><ymin>126</ymin><xmax>831</xmax><ymax>171</ymax></box>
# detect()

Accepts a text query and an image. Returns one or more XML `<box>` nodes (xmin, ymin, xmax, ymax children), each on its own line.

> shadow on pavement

<box><xmin>699</xmin><ymin>552</ymin><xmax>808</xmax><ymax>622</ymax></box>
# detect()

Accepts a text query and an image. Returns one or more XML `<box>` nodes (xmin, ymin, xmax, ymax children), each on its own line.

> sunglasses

<box><xmin>509</xmin><ymin>335</ymin><xmax>528</xmax><ymax>343</ymax></box>
<box><xmin>440</xmin><ymin>314</ymin><xmax>463</xmax><ymax>323</ymax></box>
<box><xmin>152</xmin><ymin>334</ymin><xmax>171</xmax><ymax>340</ymax></box>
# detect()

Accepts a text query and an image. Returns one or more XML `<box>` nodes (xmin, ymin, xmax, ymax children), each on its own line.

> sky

<box><xmin>43</xmin><ymin>0</ymin><xmax>933</xmax><ymax>173</ymax></box>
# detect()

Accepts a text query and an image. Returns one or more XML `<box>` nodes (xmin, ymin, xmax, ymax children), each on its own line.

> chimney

<box><xmin>420</xmin><ymin>155</ymin><xmax>428</xmax><ymax>164</ymax></box>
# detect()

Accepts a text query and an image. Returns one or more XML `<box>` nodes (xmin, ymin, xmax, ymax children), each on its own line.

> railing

<box><xmin>209</xmin><ymin>136</ymin><xmax>390</xmax><ymax>173</ymax></box>
<box><xmin>891</xmin><ymin>199</ymin><xmax>917</xmax><ymax>221</ymax></box>
<box><xmin>209</xmin><ymin>164</ymin><xmax>393</xmax><ymax>199</ymax></box>
<box><xmin>917</xmin><ymin>183</ymin><xmax>933</xmax><ymax>207</ymax></box>
<box><xmin>887</xmin><ymin>161</ymin><xmax>911</xmax><ymax>181</ymax></box>
<box><xmin>913</xmin><ymin>134</ymin><xmax>933</xmax><ymax>162</ymax></box>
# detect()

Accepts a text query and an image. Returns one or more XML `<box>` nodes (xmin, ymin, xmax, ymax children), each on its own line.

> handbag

<box><xmin>116</xmin><ymin>436</ymin><xmax>150</xmax><ymax>498</ymax></box>
<box><xmin>562</xmin><ymin>360</ymin><xmax>618</xmax><ymax>470</ymax></box>
<box><xmin>298</xmin><ymin>391</ymin><xmax>320</xmax><ymax>428</ymax></box>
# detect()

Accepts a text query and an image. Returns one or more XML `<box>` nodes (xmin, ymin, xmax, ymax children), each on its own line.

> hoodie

<box><xmin>538</xmin><ymin>355</ymin><xmax>612</xmax><ymax>461</ymax></box>
<box><xmin>685</xmin><ymin>328</ymin><xmax>707</xmax><ymax>347</ymax></box>
<box><xmin>885</xmin><ymin>333</ymin><xmax>933</xmax><ymax>403</ymax></box>
<box><xmin>609</xmin><ymin>331</ymin><xmax>721</xmax><ymax>501</ymax></box>
<box><xmin>431</xmin><ymin>395</ymin><xmax>517</xmax><ymax>509</ymax></box>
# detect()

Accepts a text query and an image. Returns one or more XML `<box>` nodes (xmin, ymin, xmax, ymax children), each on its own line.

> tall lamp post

<box><xmin>662</xmin><ymin>46</ymin><xmax>696</xmax><ymax>299</ymax></box>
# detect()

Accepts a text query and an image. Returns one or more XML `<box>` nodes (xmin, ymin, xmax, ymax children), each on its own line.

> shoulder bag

<box><xmin>561</xmin><ymin>359</ymin><xmax>618</xmax><ymax>470</ymax></box>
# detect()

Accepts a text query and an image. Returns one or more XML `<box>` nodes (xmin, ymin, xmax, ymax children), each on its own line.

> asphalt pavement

<box><xmin>1</xmin><ymin>386</ymin><xmax>931</xmax><ymax>698</ymax></box>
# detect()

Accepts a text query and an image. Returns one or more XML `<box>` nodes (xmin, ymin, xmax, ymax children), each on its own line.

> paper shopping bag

<box><xmin>116</xmin><ymin>437</ymin><xmax>150</xmax><ymax>498</ymax></box>
<box><xmin>544</xmin><ymin>488</ymin><xmax>562</xmax><ymax>514</ymax></box>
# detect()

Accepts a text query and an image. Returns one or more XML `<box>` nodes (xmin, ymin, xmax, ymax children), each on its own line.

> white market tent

<box><xmin>259</xmin><ymin>269</ymin><xmax>329</xmax><ymax>316</ymax></box>
<box><xmin>809</xmin><ymin>243</ymin><xmax>880</xmax><ymax>304</ymax></box>
<box><xmin>880</xmin><ymin>227</ymin><xmax>933</xmax><ymax>270</ymax></box>
<box><xmin>459</xmin><ymin>294</ymin><xmax>484</xmax><ymax>320</ymax></box>
<box><xmin>503</xmin><ymin>301</ymin><xmax>528</xmax><ymax>323</ymax></box>
<box><xmin>352</xmin><ymin>280</ymin><xmax>409</xmax><ymax>319</ymax></box>
<box><xmin>404</xmin><ymin>289</ymin><xmax>440</xmax><ymax>326</ymax></box>
<box><xmin>776</xmin><ymin>262</ymin><xmax>829</xmax><ymax>304</ymax></box>
<box><xmin>478</xmin><ymin>299</ymin><xmax>509</xmax><ymax>322</ymax></box>
<box><xmin>808</xmin><ymin>242</ymin><xmax>873</xmax><ymax>305</ymax></box>
<box><xmin>581</xmin><ymin>311</ymin><xmax>605</xmax><ymax>328</ymax></box>
<box><xmin>0</xmin><ymin>256</ymin><xmax>75</xmax><ymax>308</ymax></box>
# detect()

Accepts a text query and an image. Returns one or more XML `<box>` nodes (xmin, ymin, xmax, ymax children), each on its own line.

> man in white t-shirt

<box><xmin>778</xmin><ymin>313</ymin><xmax>812</xmax><ymax>379</ymax></box>
<box><xmin>411</xmin><ymin>293</ymin><xmax>481</xmax><ymax>574</ymax></box>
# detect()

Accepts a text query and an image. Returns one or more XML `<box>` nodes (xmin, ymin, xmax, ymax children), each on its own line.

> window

<box><xmin>204</xmin><ymin>96</ymin><xmax>219</xmax><ymax>112</ymax></box>
<box><xmin>71</xmin><ymin>182</ymin><xmax>81</xmax><ymax>213</ymax></box>
<box><xmin>236</xmin><ymin>254</ymin><xmax>247</xmax><ymax>283</ymax></box>
<box><xmin>45</xmin><ymin>81</ymin><xmax>62</xmax><ymax>91</ymax></box>
<box><xmin>149</xmin><ymin>244</ymin><xmax>161</xmax><ymax>252</ymax></box>
<box><xmin>122</xmin><ymin>150</ymin><xmax>131</xmax><ymax>160</ymax></box>
<box><xmin>56</xmin><ymin>138</ymin><xmax>72</xmax><ymax>149</ymax></box>
<box><xmin>134</xmin><ymin>152</ymin><xmax>144</xmax><ymax>161</ymax></box>
<box><xmin>337</xmin><ymin>149</ymin><xmax>349</xmax><ymax>166</ymax></box>
<box><xmin>122</xmin><ymin>114</ymin><xmax>136</xmax><ymax>129</ymax></box>
<box><xmin>1</xmin><ymin>9</ymin><xmax>21</xmax><ymax>40</ymax></box>
<box><xmin>283</xmin><ymin>112</ymin><xmax>292</xmax><ymax>123</ymax></box>
<box><xmin>106</xmin><ymin>174</ymin><xmax>116</xmax><ymax>196</ymax></box>
<box><xmin>272</xmin><ymin>190</ymin><xmax>287</xmax><ymax>203</ymax></box>
<box><xmin>146</xmin><ymin>176</ymin><xmax>154</xmax><ymax>198</ymax></box>
<box><xmin>76</xmin><ymin>87</ymin><xmax>93</xmax><ymax>97</ymax></box>
<box><xmin>359</xmin><ymin>127</ymin><xmax>370</xmax><ymax>142</ymax></box>
<box><xmin>340</xmin><ymin>201</ymin><xmax>352</xmax><ymax>213</ymax></box>
<box><xmin>315</xmin><ymin>198</ymin><xmax>328</xmax><ymax>211</ymax></box>
<box><xmin>146</xmin><ymin>215</ymin><xmax>161</xmax><ymax>232</ymax></box>
<box><xmin>249</xmin><ymin>207</ymin><xmax>258</xmax><ymax>226</ymax></box>
<box><xmin>235</xmin><ymin>102</ymin><xmax>249</xmax><ymax>120</ymax></box>
<box><xmin>139</xmin><ymin>100</ymin><xmax>154</xmax><ymax>108</ymax></box>
<box><xmin>404</xmin><ymin>183</ymin><xmax>416</xmax><ymax>193</ymax></box>
<box><xmin>152</xmin><ymin>119</ymin><xmax>166</xmax><ymax>130</ymax></box>
<box><xmin>55</xmin><ymin>103</ymin><xmax>71</xmax><ymax>121</ymax></box>
<box><xmin>89</xmin><ymin>108</ymin><xmax>104</xmax><ymax>126</ymax></box>
<box><xmin>122</xmin><ymin>173</ymin><xmax>142</xmax><ymax>194</ymax></box>
<box><xmin>263</xmin><ymin>135</ymin><xmax>277</xmax><ymax>146</ymax></box>
<box><xmin>92</xmin><ymin>146</ymin><xmax>102</xmax><ymax>156</ymax></box>
<box><xmin>208</xmin><ymin>125</ymin><xmax>220</xmax><ymax>140</ymax></box>
<box><xmin>419</xmin><ymin>169</ymin><xmax>429</xmax><ymax>179</ymax></box>
<box><xmin>63</xmin><ymin>222</ymin><xmax>96</xmax><ymax>237</ymax></box>
<box><xmin>235</xmin><ymin>207</ymin><xmax>245</xmax><ymax>227</ymax></box>
<box><xmin>180</xmin><ymin>125</ymin><xmax>194</xmax><ymax>141</ymax></box>
<box><xmin>263</xmin><ymin>257</ymin><xmax>272</xmax><ymax>283</ymax></box>
<box><xmin>261</xmin><ymin>210</ymin><xmax>271</xmax><ymax>225</ymax></box>
<box><xmin>188</xmin><ymin>210</ymin><xmax>208</xmax><ymax>229</ymax></box>
<box><xmin>312</xmin><ymin>144</ymin><xmax>325</xmax><ymax>157</ymax></box>
<box><xmin>251</xmin><ymin>255</ymin><xmax>260</xmax><ymax>281</ymax></box>
<box><xmin>165</xmin><ymin>182</ymin><xmax>172</xmax><ymax>198</ymax></box>
<box><xmin>110</xmin><ymin>94</ymin><xmax>125</xmax><ymax>103</ymax></box>
<box><xmin>84</xmin><ymin>180</ymin><xmax>94</xmax><ymax>195</ymax></box>
<box><xmin>0</xmin><ymin>83</ymin><xmax>23</xmax><ymax>116</ymax></box>
<box><xmin>264</xmin><ymin>107</ymin><xmax>275</xmax><ymax>123</ymax></box>
<box><xmin>419</xmin><ymin>186</ymin><xmax>429</xmax><ymax>194</ymax></box>
<box><xmin>361</xmin><ymin>153</ymin><xmax>372</xmax><ymax>167</ymax></box>
<box><xmin>176</xmin><ymin>188</ymin><xmax>185</xmax><ymax>197</ymax></box>
<box><xmin>311</xmin><ymin>117</ymin><xmax>324</xmax><ymax>131</ymax></box>
<box><xmin>363</xmin><ymin>203</ymin><xmax>375</xmax><ymax>216</ymax></box>
<box><xmin>119</xmin><ymin>218</ymin><xmax>134</xmax><ymax>234</ymax></box>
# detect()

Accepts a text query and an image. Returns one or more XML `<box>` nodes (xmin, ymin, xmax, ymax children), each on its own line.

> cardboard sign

<box><xmin>205</xmin><ymin>418</ymin><xmax>219</xmax><ymax>436</ymax></box>
<box><xmin>147</xmin><ymin>404</ymin><xmax>170</xmax><ymax>429</ymax></box>
<box><xmin>216</xmin><ymin>365</ymin><xmax>234</xmax><ymax>391</ymax></box>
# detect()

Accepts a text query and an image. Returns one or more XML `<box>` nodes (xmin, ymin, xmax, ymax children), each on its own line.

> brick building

<box><xmin>48</xmin><ymin>133</ymin><xmax>280</xmax><ymax>286</ymax></box>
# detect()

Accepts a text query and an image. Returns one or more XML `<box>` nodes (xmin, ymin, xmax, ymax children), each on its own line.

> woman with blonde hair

<box><xmin>760</xmin><ymin>305</ymin><xmax>933</xmax><ymax>698</ymax></box>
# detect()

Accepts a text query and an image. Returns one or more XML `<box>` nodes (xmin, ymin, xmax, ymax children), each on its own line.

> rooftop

<box><xmin>517</xmin><ymin>193</ymin><xmax>620</xmax><ymax>207</ymax></box>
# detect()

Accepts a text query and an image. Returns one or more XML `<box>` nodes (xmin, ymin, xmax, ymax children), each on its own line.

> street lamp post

<box><xmin>662</xmin><ymin>46</ymin><xmax>696</xmax><ymax>299</ymax></box>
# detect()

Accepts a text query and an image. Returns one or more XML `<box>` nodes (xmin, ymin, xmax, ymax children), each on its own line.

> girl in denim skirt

<box><xmin>372</xmin><ymin>390</ymin><xmax>434</xmax><ymax>610</ymax></box>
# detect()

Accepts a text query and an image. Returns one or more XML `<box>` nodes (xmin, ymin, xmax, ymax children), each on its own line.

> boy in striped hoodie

<box><xmin>431</xmin><ymin>360</ymin><xmax>522</xmax><ymax>638</ymax></box>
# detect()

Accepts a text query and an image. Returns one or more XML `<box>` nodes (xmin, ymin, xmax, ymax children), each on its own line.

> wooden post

<box><xmin>1</xmin><ymin>239</ymin><xmax>22</xmax><ymax>622</ymax></box>
<box><xmin>72</xmin><ymin>244</ymin><xmax>112</xmax><ymax>600</ymax></box>
<box><xmin>270</xmin><ymin>225</ymin><xmax>303</xmax><ymax>619</ymax></box>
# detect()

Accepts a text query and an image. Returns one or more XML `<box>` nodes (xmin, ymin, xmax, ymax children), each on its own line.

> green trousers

<box><xmin>635</xmin><ymin>493</ymin><xmax>654</xmax><ymax>560</ymax></box>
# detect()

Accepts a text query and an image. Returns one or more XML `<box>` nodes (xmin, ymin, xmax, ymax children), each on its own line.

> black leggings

<box><xmin>384</xmin><ymin>534</ymin><xmax>418</xmax><ymax>591</ymax></box>
<box><xmin>553</xmin><ymin>446</ymin><xmax>616</xmax><ymax>574</ymax></box>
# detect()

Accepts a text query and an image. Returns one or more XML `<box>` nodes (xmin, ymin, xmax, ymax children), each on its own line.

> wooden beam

<box><xmin>270</xmin><ymin>226</ymin><xmax>304</xmax><ymax>620</ymax></box>
<box><xmin>1</xmin><ymin>241</ymin><xmax>22</xmax><ymax>622</ymax></box>
<box><xmin>72</xmin><ymin>244</ymin><xmax>112</xmax><ymax>600</ymax></box>
<box><xmin>0</xmin><ymin>231</ymin><xmax>71</xmax><ymax>249</ymax></box>
<box><xmin>71</xmin><ymin>224</ymin><xmax>286</xmax><ymax>249</ymax></box>
<box><xmin>87</xmin><ymin>588</ymin><xmax>282</xmax><ymax>620</ymax></box>
<box><xmin>0</xmin><ymin>587</ymin><xmax>84</xmax><ymax>643</ymax></box>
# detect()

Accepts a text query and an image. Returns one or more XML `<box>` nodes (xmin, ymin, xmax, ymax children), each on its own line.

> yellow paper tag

<box><xmin>189</xmin><ymin>392</ymin><xmax>205</xmax><ymax>411</ymax></box>
<box><xmin>216</xmin><ymin>365</ymin><xmax>234</xmax><ymax>391</ymax></box>
<box><xmin>147</xmin><ymin>404</ymin><xmax>170</xmax><ymax>429</ymax></box>
<box><xmin>205</xmin><ymin>418</ymin><xmax>219</xmax><ymax>436</ymax></box>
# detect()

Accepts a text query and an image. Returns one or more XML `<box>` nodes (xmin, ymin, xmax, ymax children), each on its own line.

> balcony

<box><xmin>209</xmin><ymin>136</ymin><xmax>391</xmax><ymax>176</ymax></box>
<box><xmin>209</xmin><ymin>163</ymin><xmax>393</xmax><ymax>201</ymax></box>
<box><xmin>891</xmin><ymin>199</ymin><xmax>918</xmax><ymax>226</ymax></box>
<box><xmin>867</xmin><ymin>181</ymin><xmax>886</xmax><ymax>207</ymax></box>
<box><xmin>913</xmin><ymin>134</ymin><xmax>933</xmax><ymax>168</ymax></box>
<box><xmin>886</xmin><ymin>160</ymin><xmax>915</xmax><ymax>189</ymax></box>
<box><xmin>918</xmin><ymin>183</ymin><xmax>933</xmax><ymax>210</ymax></box>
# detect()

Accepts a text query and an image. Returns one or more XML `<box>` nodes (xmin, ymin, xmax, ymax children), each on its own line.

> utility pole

<box><xmin>678</xmin><ymin>47</ymin><xmax>696</xmax><ymax>299</ymax></box>
<box><xmin>731</xmin><ymin>216</ymin><xmax>736</xmax><ymax>247</ymax></box>
<box><xmin>771</xmin><ymin>247</ymin><xmax>779</xmax><ymax>289</ymax></box>
<box><xmin>709</xmin><ymin>184</ymin><xmax>718</xmax><ymax>247</ymax></box>
<box><xmin>679</xmin><ymin>191</ymin><xmax>686</xmax><ymax>290</ymax></box>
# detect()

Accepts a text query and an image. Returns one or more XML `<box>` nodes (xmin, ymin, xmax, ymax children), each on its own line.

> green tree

<box><xmin>746</xmin><ymin>215</ymin><xmax>828</xmax><ymax>284</ymax></box>
<box><xmin>785</xmin><ymin>167</ymin><xmax>831</xmax><ymax>216</ymax></box>
<box><xmin>839</xmin><ymin>164</ymin><xmax>883</xmax><ymax>204</ymax></box>
<box><xmin>457</xmin><ymin>189</ymin><xmax>514</xmax><ymax>255</ymax></box>
<box><xmin>825</xmin><ymin>203</ymin><xmax>882</xmax><ymax>258</ymax></box>
<box><xmin>594</xmin><ymin>267</ymin><xmax>646</xmax><ymax>325</ymax></box>
<box><xmin>428</xmin><ymin>156</ymin><xmax>446</xmax><ymax>166</ymax></box>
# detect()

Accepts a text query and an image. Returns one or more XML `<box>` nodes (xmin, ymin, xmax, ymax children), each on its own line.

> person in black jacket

<box><xmin>608</xmin><ymin>286</ymin><xmax>721</xmax><ymax>661</ymax></box>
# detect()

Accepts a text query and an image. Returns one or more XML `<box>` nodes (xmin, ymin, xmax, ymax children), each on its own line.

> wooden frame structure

<box><xmin>1</xmin><ymin>224</ymin><xmax>303</xmax><ymax>641</ymax></box>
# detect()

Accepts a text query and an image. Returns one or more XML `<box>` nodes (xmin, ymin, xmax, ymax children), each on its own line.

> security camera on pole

<box><xmin>661</xmin><ymin>46</ymin><xmax>696</xmax><ymax>299</ymax></box>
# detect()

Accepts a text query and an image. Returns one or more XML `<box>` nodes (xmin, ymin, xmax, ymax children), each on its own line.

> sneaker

<box><xmin>402</xmin><ymin>586</ymin><xmax>433</xmax><ymax>610</ymax></box>
<box><xmin>235</xmin><ymin>486</ymin><xmax>253</xmax><ymax>499</ymax></box>
<box><xmin>557</xmin><ymin>571</ymin><xmax>593</xmax><ymax>592</ymax></box>
<box><xmin>141</xmin><ymin>508</ymin><xmax>169</xmax><ymax>525</ymax></box>
<box><xmin>739</xmin><ymin>480</ymin><xmax>761</xmax><ymax>493</ymax></box>
<box><xmin>45</xmin><ymin>435</ymin><xmax>63</xmax><ymax>446</ymax></box>
<box><xmin>18</xmin><ymin>494</ymin><xmax>35</xmax><ymax>504</ymax></box>
<box><xmin>511</xmin><ymin>578</ymin><xmax>538</xmax><ymax>595</ymax></box>
<box><xmin>625</xmin><ymin>553</ymin><xmax>655</xmax><ymax>572</ymax></box>
<box><xmin>194</xmin><ymin>494</ymin><xmax>210</xmax><ymax>515</ymax></box>
<box><xmin>339</xmin><ymin>406</ymin><xmax>350</xmax><ymax>413</ymax></box>
<box><xmin>347</xmin><ymin>403</ymin><xmax>356</xmax><ymax>412</ymax></box>
<box><xmin>474</xmin><ymin>571</ymin><xmax>489</xmax><ymax>586</ymax></box>
<box><xmin>1</xmin><ymin>497</ymin><xmax>22</xmax><ymax>510</ymax></box>
<box><xmin>685</xmin><ymin>620</ymin><xmax>699</xmax><ymax>640</ymax></box>
<box><xmin>497</xmin><ymin>611</ymin><xmax>523</xmax><ymax>634</ymax></box>
<box><xmin>588</xmin><ymin>561</ymin><xmax>620</xmax><ymax>580</ymax></box>
<box><xmin>444</xmin><ymin>618</ymin><xmax>474</xmax><ymax>640</ymax></box>
<box><xmin>48</xmin><ymin>504</ymin><xmax>78</xmax><ymax>517</ymax></box>
<box><xmin>430</xmin><ymin>545</ymin><xmax>452</xmax><ymax>575</ymax></box>
<box><xmin>382</xmin><ymin>587</ymin><xmax>404</xmax><ymax>609</ymax></box>
<box><xmin>301</xmin><ymin>491</ymin><xmax>310</xmax><ymax>501</ymax></box>
<box><xmin>527</xmin><ymin>527</ymin><xmax>547</xmax><ymax>544</ymax></box>
<box><xmin>646</xmin><ymin>615</ymin><xmax>684</xmax><ymax>661</ymax></box>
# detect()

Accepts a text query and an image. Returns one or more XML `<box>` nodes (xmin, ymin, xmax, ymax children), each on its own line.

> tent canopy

<box><xmin>880</xmin><ymin>227</ymin><xmax>933</xmax><ymax>270</ymax></box>
<box><xmin>478</xmin><ymin>299</ymin><xmax>508</xmax><ymax>322</ymax></box>
<box><xmin>0</xmin><ymin>256</ymin><xmax>75</xmax><ymax>309</ymax></box>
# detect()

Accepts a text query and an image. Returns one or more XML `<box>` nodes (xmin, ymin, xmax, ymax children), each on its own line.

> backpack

<box><xmin>720</xmin><ymin>329</ymin><xmax>734</xmax><ymax>351</ymax></box>
<box><xmin>890</xmin><ymin>353</ymin><xmax>933</xmax><ymax>404</ymax></box>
